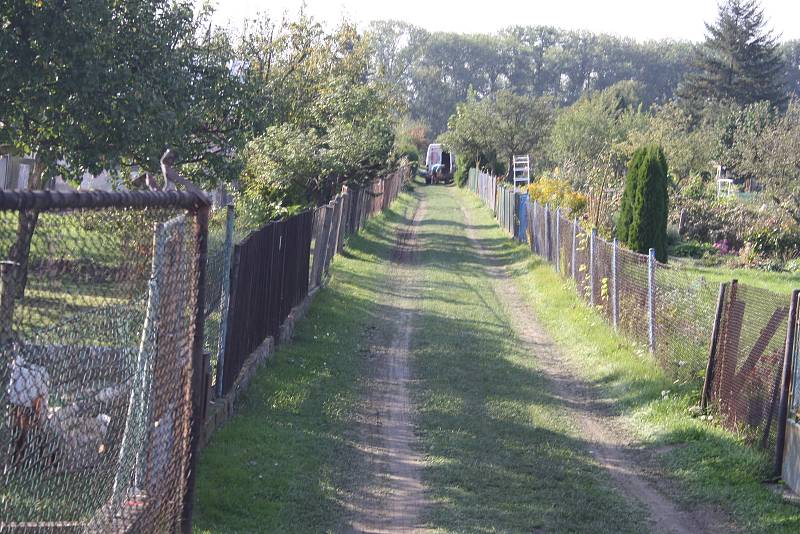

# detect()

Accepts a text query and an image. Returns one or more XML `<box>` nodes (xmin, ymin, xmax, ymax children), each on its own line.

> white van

<box><xmin>425</xmin><ymin>144</ymin><xmax>456</xmax><ymax>184</ymax></box>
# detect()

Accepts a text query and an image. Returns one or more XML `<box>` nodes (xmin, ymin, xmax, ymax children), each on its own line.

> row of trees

<box><xmin>443</xmin><ymin>0</ymin><xmax>799</xmax><ymax>259</ymax></box>
<box><xmin>368</xmin><ymin>11</ymin><xmax>800</xmax><ymax>136</ymax></box>
<box><xmin>1</xmin><ymin>3</ymin><xmax>401</xmax><ymax>219</ymax></box>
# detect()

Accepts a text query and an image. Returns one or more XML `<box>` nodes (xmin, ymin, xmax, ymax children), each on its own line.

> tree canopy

<box><xmin>0</xmin><ymin>0</ymin><xmax>242</xmax><ymax>184</ymax></box>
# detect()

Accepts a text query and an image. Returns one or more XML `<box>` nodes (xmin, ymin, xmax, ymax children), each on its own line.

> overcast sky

<box><xmin>209</xmin><ymin>0</ymin><xmax>799</xmax><ymax>42</ymax></box>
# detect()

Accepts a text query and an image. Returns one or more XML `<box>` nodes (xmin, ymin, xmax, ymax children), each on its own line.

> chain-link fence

<box><xmin>1</xmin><ymin>190</ymin><xmax>208</xmax><ymax>532</ymax></box>
<box><xmin>468</xmin><ymin>171</ymin><xmax>799</xmax><ymax>472</ymax></box>
<box><xmin>0</xmin><ymin>165</ymin><xmax>412</xmax><ymax>531</ymax></box>
<box><xmin>706</xmin><ymin>283</ymin><xmax>793</xmax><ymax>455</ymax></box>
<box><xmin>525</xmin><ymin>196</ymin><xmax>719</xmax><ymax>384</ymax></box>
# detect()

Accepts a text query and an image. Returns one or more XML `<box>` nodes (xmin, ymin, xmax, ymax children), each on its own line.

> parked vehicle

<box><xmin>425</xmin><ymin>144</ymin><xmax>456</xmax><ymax>184</ymax></box>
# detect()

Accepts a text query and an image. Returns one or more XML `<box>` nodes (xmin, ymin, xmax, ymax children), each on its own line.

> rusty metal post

<box><xmin>182</xmin><ymin>203</ymin><xmax>210</xmax><ymax>533</ymax></box>
<box><xmin>700</xmin><ymin>282</ymin><xmax>729</xmax><ymax>411</ymax></box>
<box><xmin>775</xmin><ymin>289</ymin><xmax>800</xmax><ymax>477</ymax></box>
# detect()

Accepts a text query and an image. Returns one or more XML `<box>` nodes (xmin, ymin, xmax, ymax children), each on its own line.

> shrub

<box><xmin>527</xmin><ymin>175</ymin><xmax>588</xmax><ymax>216</ymax></box>
<box><xmin>672</xmin><ymin>199</ymin><xmax>770</xmax><ymax>250</ymax></box>
<box><xmin>619</xmin><ymin>145</ymin><xmax>669</xmax><ymax>262</ymax></box>
<box><xmin>746</xmin><ymin>225</ymin><xmax>800</xmax><ymax>261</ymax></box>
<box><xmin>671</xmin><ymin>240</ymin><xmax>718</xmax><ymax>259</ymax></box>
<box><xmin>454</xmin><ymin>154</ymin><xmax>470</xmax><ymax>187</ymax></box>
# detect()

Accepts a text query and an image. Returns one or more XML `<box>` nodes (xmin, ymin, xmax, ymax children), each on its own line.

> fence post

<box><xmin>571</xmin><ymin>217</ymin><xmax>578</xmax><ymax>280</ymax></box>
<box><xmin>700</xmin><ymin>282</ymin><xmax>729</xmax><ymax>411</ymax></box>
<box><xmin>214</xmin><ymin>203</ymin><xmax>235</xmax><ymax>398</ymax></box>
<box><xmin>612</xmin><ymin>238</ymin><xmax>619</xmax><ymax>330</ymax></box>
<box><xmin>544</xmin><ymin>204</ymin><xmax>550</xmax><ymax>261</ymax></box>
<box><xmin>647</xmin><ymin>248</ymin><xmax>656</xmax><ymax>354</ymax></box>
<box><xmin>589</xmin><ymin>228</ymin><xmax>597</xmax><ymax>306</ymax></box>
<box><xmin>774</xmin><ymin>289</ymin><xmax>800</xmax><ymax>477</ymax></box>
<box><xmin>182</xmin><ymin>204</ymin><xmax>210</xmax><ymax>534</ymax></box>
<box><xmin>555</xmin><ymin>207</ymin><xmax>561</xmax><ymax>273</ymax></box>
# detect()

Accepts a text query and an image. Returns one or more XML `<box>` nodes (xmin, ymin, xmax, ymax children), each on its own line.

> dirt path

<box><xmin>346</xmin><ymin>197</ymin><xmax>430</xmax><ymax>534</ymax></box>
<box><xmin>459</xmin><ymin>202</ymin><xmax>731</xmax><ymax>534</ymax></box>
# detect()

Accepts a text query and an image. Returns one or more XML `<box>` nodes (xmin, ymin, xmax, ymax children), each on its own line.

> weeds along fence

<box><xmin>467</xmin><ymin>169</ymin><xmax>800</xmax><ymax>473</ymax></box>
<box><xmin>0</xmin><ymin>165</ymin><xmax>409</xmax><ymax>532</ymax></box>
<box><xmin>0</xmin><ymin>190</ymin><xmax>210</xmax><ymax>533</ymax></box>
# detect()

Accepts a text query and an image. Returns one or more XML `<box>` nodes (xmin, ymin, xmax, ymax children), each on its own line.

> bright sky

<box><xmin>209</xmin><ymin>0</ymin><xmax>800</xmax><ymax>42</ymax></box>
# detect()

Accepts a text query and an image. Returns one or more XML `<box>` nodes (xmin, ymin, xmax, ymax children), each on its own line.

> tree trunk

<box><xmin>0</xmin><ymin>161</ymin><xmax>45</xmax><ymax>345</ymax></box>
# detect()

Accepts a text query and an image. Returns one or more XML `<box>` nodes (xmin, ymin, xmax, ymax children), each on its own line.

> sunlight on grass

<box><xmin>457</xmin><ymin>188</ymin><xmax>800</xmax><ymax>533</ymax></box>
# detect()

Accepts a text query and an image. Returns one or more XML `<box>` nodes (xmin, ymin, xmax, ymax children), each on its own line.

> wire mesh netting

<box><xmin>573</xmin><ymin>225</ymin><xmax>591</xmax><ymax>303</ymax></box>
<box><xmin>710</xmin><ymin>283</ymin><xmax>791</xmax><ymax>454</ymax></box>
<box><xmin>1</xmin><ymin>193</ymin><xmax>203</xmax><ymax>532</ymax></box>
<box><xmin>615</xmin><ymin>247</ymin><xmax>650</xmax><ymax>346</ymax></box>
<box><xmin>593</xmin><ymin>237</ymin><xmax>614</xmax><ymax>320</ymax></box>
<box><xmin>654</xmin><ymin>264</ymin><xmax>719</xmax><ymax>382</ymax></box>
<box><xmin>470</xmin><ymin>175</ymin><xmax>799</xmax><ymax>468</ymax></box>
<box><xmin>203</xmin><ymin>204</ymin><xmax>234</xmax><ymax>386</ymax></box>
<box><xmin>557</xmin><ymin>214</ymin><xmax>573</xmax><ymax>276</ymax></box>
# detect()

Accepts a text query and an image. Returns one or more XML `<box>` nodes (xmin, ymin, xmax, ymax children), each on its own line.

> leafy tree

<box><xmin>440</xmin><ymin>89</ymin><xmax>553</xmax><ymax>177</ymax></box>
<box><xmin>489</xmin><ymin>90</ymin><xmax>555</xmax><ymax>176</ymax></box>
<box><xmin>238</xmin><ymin>21</ymin><xmax>397</xmax><ymax>222</ymax></box>
<box><xmin>737</xmin><ymin>98</ymin><xmax>800</xmax><ymax>223</ymax></box>
<box><xmin>618</xmin><ymin>146</ymin><xmax>669</xmax><ymax>261</ymax></box>
<box><xmin>680</xmin><ymin>0</ymin><xmax>786</xmax><ymax>109</ymax></box>
<box><xmin>0</xmin><ymin>0</ymin><xmax>242</xmax><ymax>184</ymax></box>
<box><xmin>624</xmin><ymin>101</ymin><xmax>717</xmax><ymax>187</ymax></box>
<box><xmin>0</xmin><ymin>0</ymin><xmax>240</xmax><ymax>339</ymax></box>
<box><xmin>439</xmin><ymin>90</ymin><xmax>495</xmax><ymax>170</ymax></box>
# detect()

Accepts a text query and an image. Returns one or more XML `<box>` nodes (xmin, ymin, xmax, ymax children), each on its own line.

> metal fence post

<box><xmin>775</xmin><ymin>289</ymin><xmax>800</xmax><ymax>477</ymax></box>
<box><xmin>182</xmin><ymin>204</ymin><xmax>210</xmax><ymax>534</ymax></box>
<box><xmin>700</xmin><ymin>282</ymin><xmax>729</xmax><ymax>411</ymax></box>
<box><xmin>589</xmin><ymin>228</ymin><xmax>597</xmax><ymax>307</ymax></box>
<box><xmin>612</xmin><ymin>238</ymin><xmax>619</xmax><ymax>329</ymax></box>
<box><xmin>555</xmin><ymin>207</ymin><xmax>561</xmax><ymax>273</ymax></box>
<box><xmin>531</xmin><ymin>201</ymin><xmax>538</xmax><ymax>254</ymax></box>
<box><xmin>571</xmin><ymin>218</ymin><xmax>578</xmax><ymax>280</ymax></box>
<box><xmin>648</xmin><ymin>248</ymin><xmax>656</xmax><ymax>354</ymax></box>
<box><xmin>544</xmin><ymin>204</ymin><xmax>550</xmax><ymax>262</ymax></box>
<box><xmin>215</xmin><ymin>203</ymin><xmax>235</xmax><ymax>398</ymax></box>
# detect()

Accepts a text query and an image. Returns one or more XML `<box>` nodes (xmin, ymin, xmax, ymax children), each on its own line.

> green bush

<box><xmin>746</xmin><ymin>225</ymin><xmax>800</xmax><ymax>261</ymax></box>
<box><xmin>670</xmin><ymin>240</ymin><xmax>718</xmax><ymax>259</ymax></box>
<box><xmin>618</xmin><ymin>145</ymin><xmax>669</xmax><ymax>262</ymax></box>
<box><xmin>454</xmin><ymin>154</ymin><xmax>470</xmax><ymax>187</ymax></box>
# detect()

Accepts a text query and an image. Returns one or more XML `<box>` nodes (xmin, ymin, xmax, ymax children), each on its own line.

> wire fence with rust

<box><xmin>0</xmin><ymin>165</ymin><xmax>411</xmax><ymax>532</ymax></box>
<box><xmin>0</xmin><ymin>190</ymin><xmax>209</xmax><ymax>533</ymax></box>
<box><xmin>467</xmin><ymin>169</ymin><xmax>800</xmax><ymax>473</ymax></box>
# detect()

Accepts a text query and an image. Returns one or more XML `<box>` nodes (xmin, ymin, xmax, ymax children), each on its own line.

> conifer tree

<box><xmin>681</xmin><ymin>0</ymin><xmax>785</xmax><ymax>108</ymax></box>
<box><xmin>618</xmin><ymin>146</ymin><xmax>669</xmax><ymax>262</ymax></box>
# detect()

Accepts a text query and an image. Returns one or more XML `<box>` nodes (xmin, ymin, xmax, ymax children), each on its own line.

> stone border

<box><xmin>199</xmin><ymin>287</ymin><xmax>320</xmax><ymax>449</ymax></box>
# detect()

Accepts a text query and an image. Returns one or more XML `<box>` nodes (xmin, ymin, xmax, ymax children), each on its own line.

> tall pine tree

<box><xmin>681</xmin><ymin>0</ymin><xmax>785</xmax><ymax>108</ymax></box>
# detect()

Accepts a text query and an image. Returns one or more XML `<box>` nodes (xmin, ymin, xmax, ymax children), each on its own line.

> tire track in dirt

<box><xmin>346</xmin><ymin>196</ymin><xmax>430</xmax><ymax>534</ymax></box>
<box><xmin>459</xmin><ymin>201</ymin><xmax>733</xmax><ymax>534</ymax></box>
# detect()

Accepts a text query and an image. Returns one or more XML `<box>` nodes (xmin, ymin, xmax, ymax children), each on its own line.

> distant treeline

<box><xmin>368</xmin><ymin>21</ymin><xmax>800</xmax><ymax>134</ymax></box>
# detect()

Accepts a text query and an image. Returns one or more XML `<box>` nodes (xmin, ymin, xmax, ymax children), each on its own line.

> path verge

<box><xmin>459</xmin><ymin>201</ymin><xmax>730</xmax><ymax>534</ymax></box>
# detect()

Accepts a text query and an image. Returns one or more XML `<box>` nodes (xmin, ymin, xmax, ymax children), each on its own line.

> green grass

<box><xmin>192</xmin><ymin>188</ymin><xmax>423</xmax><ymax>532</ymax></box>
<box><xmin>411</xmin><ymin>184</ymin><xmax>645</xmax><ymax>532</ymax></box>
<box><xmin>459</xmin><ymin>188</ymin><xmax>800</xmax><ymax>533</ymax></box>
<box><xmin>194</xmin><ymin>181</ymin><xmax>652</xmax><ymax>532</ymax></box>
<box><xmin>193</xmin><ymin>180</ymin><xmax>800</xmax><ymax>532</ymax></box>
